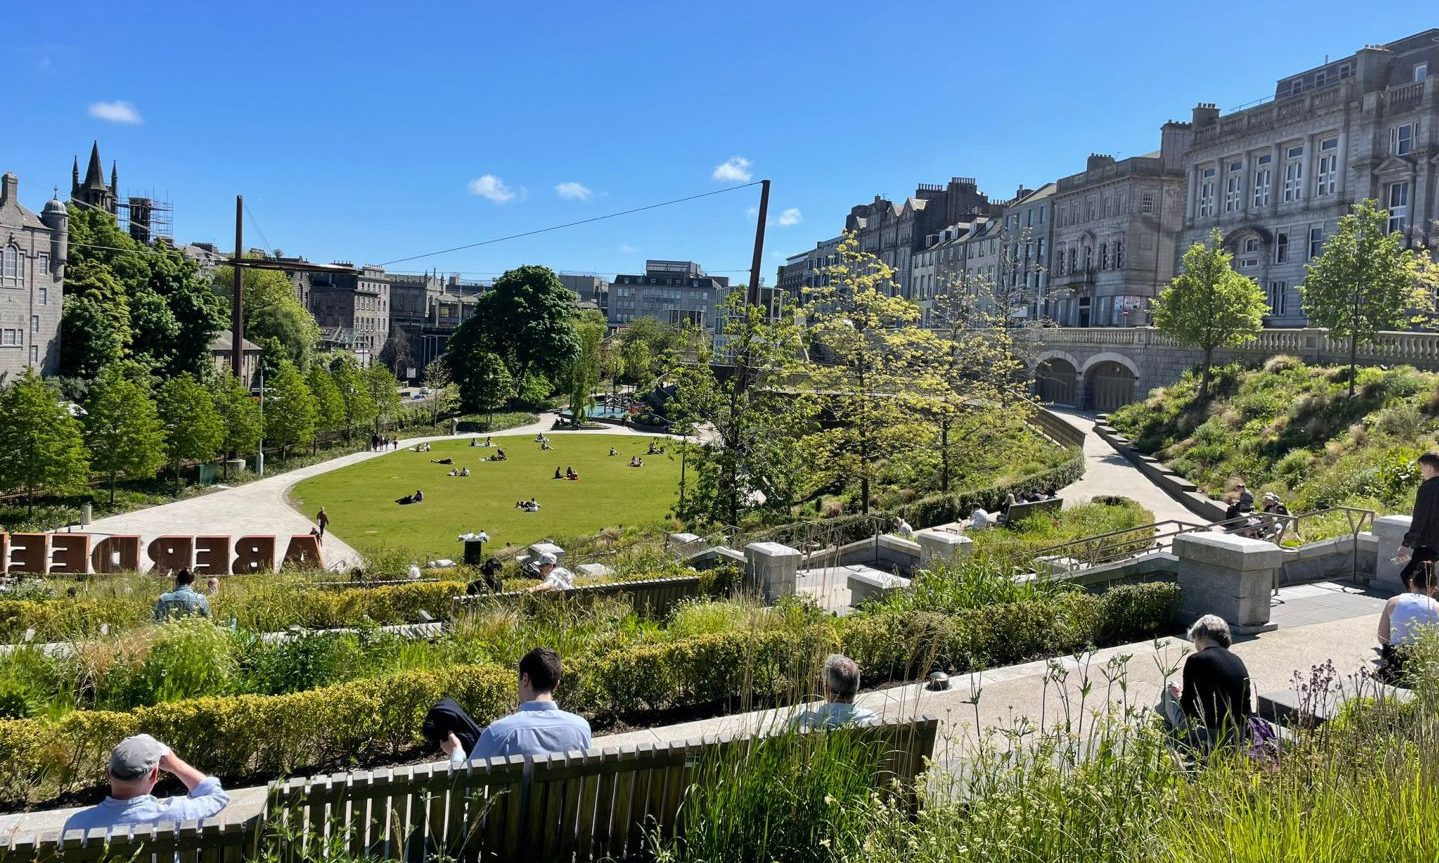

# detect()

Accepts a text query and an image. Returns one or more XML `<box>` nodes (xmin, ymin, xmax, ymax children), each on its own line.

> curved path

<box><xmin>1048</xmin><ymin>407</ymin><xmax>1202</xmax><ymax>524</ymax></box>
<box><xmin>83</xmin><ymin>413</ymin><xmax>667</xmax><ymax>572</ymax></box>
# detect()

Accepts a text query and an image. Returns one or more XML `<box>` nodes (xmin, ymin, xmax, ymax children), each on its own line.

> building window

<box><xmin>1308</xmin><ymin>226</ymin><xmax>1324</xmax><ymax>259</ymax></box>
<box><xmin>37</xmin><ymin>253</ymin><xmax>49</xmax><ymax>275</ymax></box>
<box><xmin>1039</xmin><ymin>207</ymin><xmax>1046</xmax><ymax>224</ymax></box>
<box><xmin>0</xmin><ymin>329</ymin><xmax>18</xmax><ymax>346</ymax></box>
<box><xmin>1</xmin><ymin>246</ymin><xmax>18</xmax><ymax>284</ymax></box>
<box><xmin>1141</xmin><ymin>192</ymin><xmax>1155</xmax><ymax>214</ymax></box>
<box><xmin>1253</xmin><ymin>154</ymin><xmax>1272</xmax><ymax>208</ymax></box>
<box><xmin>1416</xmin><ymin>63</ymin><xmax>1428</xmax><ymax>83</ymax></box>
<box><xmin>1198</xmin><ymin>167</ymin><xmax>1217</xmax><ymax>217</ymax></box>
<box><xmin>1114</xmin><ymin>238</ymin><xmax>1124</xmax><ymax>268</ymax></box>
<box><xmin>31</xmin><ymin>316</ymin><xmax>39</xmax><ymax>334</ymax></box>
<box><xmin>1100</xmin><ymin>243</ymin><xmax>1109</xmax><ymax>269</ymax></box>
<box><xmin>1387</xmin><ymin>181</ymin><xmax>1410</xmax><ymax>233</ymax></box>
<box><xmin>1268</xmin><ymin>281</ymin><xmax>1288</xmax><ymax>316</ymax></box>
<box><xmin>1390</xmin><ymin>122</ymin><xmax>1416</xmax><ymax>156</ymax></box>
<box><xmin>39</xmin><ymin>286</ymin><xmax>48</xmax><ymax>304</ymax></box>
<box><xmin>1315</xmin><ymin>138</ymin><xmax>1338</xmax><ymax>196</ymax></box>
<box><xmin>1338</xmin><ymin>62</ymin><xmax>1353</xmax><ymax>79</ymax></box>
<box><xmin>1083</xmin><ymin>247</ymin><xmax>1092</xmax><ymax>271</ymax></box>
<box><xmin>29</xmin><ymin>345</ymin><xmax>38</xmax><ymax>365</ymax></box>
<box><xmin>1036</xmin><ymin>237</ymin><xmax>1046</xmax><ymax>261</ymax></box>
<box><xmin>1069</xmin><ymin>248</ymin><xmax>1077</xmax><ymax>273</ymax></box>
<box><xmin>1239</xmin><ymin>237</ymin><xmax>1260</xmax><ymax>269</ymax></box>
<box><xmin>1224</xmin><ymin>161</ymin><xmax>1243</xmax><ymax>212</ymax></box>
<box><xmin>1282</xmin><ymin>147</ymin><xmax>1304</xmax><ymax>202</ymax></box>
<box><xmin>1275</xmin><ymin>231</ymin><xmax>1289</xmax><ymax>263</ymax></box>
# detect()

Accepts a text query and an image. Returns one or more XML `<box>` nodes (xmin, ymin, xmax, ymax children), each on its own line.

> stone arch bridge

<box><xmin>1022</xmin><ymin>327</ymin><xmax>1439</xmax><ymax>411</ymax></box>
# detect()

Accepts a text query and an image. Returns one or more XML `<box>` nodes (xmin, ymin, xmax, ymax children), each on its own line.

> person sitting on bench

<box><xmin>789</xmin><ymin>654</ymin><xmax>877</xmax><ymax>730</ymax></box>
<box><xmin>1378</xmin><ymin>563</ymin><xmax>1439</xmax><ymax>681</ymax></box>
<box><xmin>63</xmin><ymin>735</ymin><xmax>230</xmax><ymax>834</ymax></box>
<box><xmin>527</xmin><ymin>552</ymin><xmax>573</xmax><ymax>592</ymax></box>
<box><xmin>1159</xmin><ymin>614</ymin><xmax>1253</xmax><ymax>751</ymax></box>
<box><xmin>423</xmin><ymin>698</ymin><xmax>485</xmax><ymax>767</ymax></box>
<box><xmin>437</xmin><ymin>648</ymin><xmax>592</xmax><ymax>761</ymax></box>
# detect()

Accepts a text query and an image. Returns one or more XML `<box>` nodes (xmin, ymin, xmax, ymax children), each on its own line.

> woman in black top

<box><xmin>1162</xmin><ymin>614</ymin><xmax>1253</xmax><ymax>750</ymax></box>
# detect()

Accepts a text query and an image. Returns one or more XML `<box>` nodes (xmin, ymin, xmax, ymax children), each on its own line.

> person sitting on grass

<box><xmin>413</xmin><ymin>489</ymin><xmax>424</xmax><ymax>503</ymax></box>
<box><xmin>541</xmin><ymin>440</ymin><xmax>553</xmax><ymax>451</ymax></box>
<box><xmin>154</xmin><ymin>569</ymin><xmax>211</xmax><ymax>621</ymax></box>
<box><xmin>1378</xmin><ymin>562</ymin><xmax>1439</xmax><ymax>681</ymax></box>
<box><xmin>439</xmin><ymin>648</ymin><xmax>591</xmax><ymax>762</ymax></box>
<box><xmin>1159</xmin><ymin>614</ymin><xmax>1253</xmax><ymax>752</ymax></box>
<box><xmin>459</xmin><ymin>466</ymin><xmax>470</xmax><ymax>477</ymax></box>
<box><xmin>524</xmin><ymin>497</ymin><xmax>540</xmax><ymax>512</ymax></box>
<box><xmin>527</xmin><ymin>552</ymin><xmax>573</xmax><ymax>592</ymax></box>
<box><xmin>485</xmin><ymin>436</ymin><xmax>493</xmax><ymax>447</ymax></box>
<box><xmin>448</xmin><ymin>468</ymin><xmax>458</xmax><ymax>476</ymax></box>
<box><xmin>608</xmin><ymin>446</ymin><xmax>618</xmax><ymax>457</ymax></box>
<box><xmin>470</xmin><ymin>437</ymin><xmax>479</xmax><ymax>447</ymax></box>
<box><xmin>789</xmin><ymin>654</ymin><xmax>878</xmax><ymax>730</ymax></box>
<box><xmin>554</xmin><ymin>467</ymin><xmax>563</xmax><ymax>480</ymax></box>
<box><xmin>565</xmin><ymin>466</ymin><xmax>578</xmax><ymax>481</ymax></box>
<box><xmin>63</xmin><ymin>735</ymin><xmax>230</xmax><ymax>834</ymax></box>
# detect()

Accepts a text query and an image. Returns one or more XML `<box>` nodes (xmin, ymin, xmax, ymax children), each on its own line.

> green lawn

<box><xmin>289</xmin><ymin>433</ymin><xmax>681</xmax><ymax>561</ymax></box>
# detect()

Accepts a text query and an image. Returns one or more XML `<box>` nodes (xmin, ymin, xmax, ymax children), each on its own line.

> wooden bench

<box><xmin>1004</xmin><ymin>497</ymin><xmax>1063</xmax><ymax>525</ymax></box>
<box><xmin>451</xmin><ymin>574</ymin><xmax>703</xmax><ymax>620</ymax></box>
<box><xmin>6</xmin><ymin>717</ymin><xmax>938</xmax><ymax>863</ymax></box>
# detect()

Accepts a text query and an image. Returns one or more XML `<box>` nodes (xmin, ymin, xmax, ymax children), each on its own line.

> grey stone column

<box><xmin>917</xmin><ymin>529</ymin><xmax>973</xmax><ymax>569</ymax></box>
<box><xmin>1371</xmin><ymin>515</ymin><xmax>1412</xmax><ymax>593</ymax></box>
<box><xmin>1173</xmin><ymin>532</ymin><xmax>1281</xmax><ymax>632</ymax></box>
<box><xmin>745</xmin><ymin>541</ymin><xmax>801</xmax><ymax>603</ymax></box>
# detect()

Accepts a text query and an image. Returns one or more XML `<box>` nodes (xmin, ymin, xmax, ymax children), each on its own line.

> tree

<box><xmin>463</xmin><ymin>351</ymin><xmax>515</xmax><ymax>428</ymax></box>
<box><xmin>329</xmin><ymin>354</ymin><xmax>376</xmax><ymax>439</ymax></box>
<box><xmin>379</xmin><ymin>328</ymin><xmax>413</xmax><ymax>380</ymax></box>
<box><xmin>59</xmin><ymin>260</ymin><xmax>131</xmax><ymax>379</ymax></box>
<box><xmin>214</xmin><ymin>262</ymin><xmax>320</xmax><ymax>371</ymax></box>
<box><xmin>147</xmin><ymin>243</ymin><xmax>227</xmax><ymax>378</ymax></box>
<box><xmin>83</xmin><ymin>364</ymin><xmax>167</xmax><ymax>504</ymax></box>
<box><xmin>157</xmin><ymin>373</ymin><xmax>225</xmax><ymax>493</ymax></box>
<box><xmin>445</xmin><ymin>265</ymin><xmax>578</xmax><ymax>385</ymax></box>
<box><xmin>423</xmin><ymin>358</ymin><xmax>459</xmax><ymax>426</ymax></box>
<box><xmin>265</xmin><ymin>360</ymin><xmax>318</xmax><ymax>459</ymax></box>
<box><xmin>365</xmin><ymin>363</ymin><xmax>402</xmax><ymax>432</ymax></box>
<box><xmin>1301</xmin><ymin>199</ymin><xmax>1435</xmax><ymax>397</ymax></box>
<box><xmin>565</xmin><ymin>311</ymin><xmax>606</xmax><ymax>425</ymax></box>
<box><xmin>803</xmin><ymin>234</ymin><xmax>931</xmax><ymax>514</ymax></box>
<box><xmin>307</xmin><ymin>364</ymin><xmax>346</xmax><ymax>445</ymax></box>
<box><xmin>620</xmin><ymin>338</ymin><xmax>652</xmax><ymax>387</ymax></box>
<box><xmin>211</xmin><ymin>373</ymin><xmax>262</xmax><ymax>478</ymax></box>
<box><xmin>1152</xmin><ymin>229</ymin><xmax>1269</xmax><ymax>400</ymax></box>
<box><xmin>0</xmin><ymin>369</ymin><xmax>91</xmax><ymax>515</ymax></box>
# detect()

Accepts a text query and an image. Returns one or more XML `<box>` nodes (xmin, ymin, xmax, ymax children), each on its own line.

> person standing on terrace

<box><xmin>63</xmin><ymin>735</ymin><xmax>230</xmax><ymax>835</ymax></box>
<box><xmin>1397</xmin><ymin>453</ymin><xmax>1439</xmax><ymax>585</ymax></box>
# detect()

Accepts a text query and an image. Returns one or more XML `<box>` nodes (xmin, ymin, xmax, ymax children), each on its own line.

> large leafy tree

<box><xmin>565</xmin><ymin>311</ymin><xmax>606</xmax><ymax>424</ymax></box>
<box><xmin>802</xmin><ymin>234</ymin><xmax>931</xmax><ymax>514</ymax></box>
<box><xmin>1301</xmin><ymin>199</ymin><xmax>1436</xmax><ymax>397</ymax></box>
<box><xmin>445</xmin><ymin>265</ymin><xmax>578</xmax><ymax>385</ymax></box>
<box><xmin>0</xmin><ymin>369</ymin><xmax>91</xmax><ymax>515</ymax></box>
<box><xmin>157</xmin><ymin>373</ymin><xmax>225</xmax><ymax>492</ymax></box>
<box><xmin>214</xmin><ymin>261</ymin><xmax>320</xmax><ymax>371</ymax></box>
<box><xmin>211</xmin><ymin>373</ymin><xmax>263</xmax><ymax>477</ymax></box>
<box><xmin>59</xmin><ymin>260</ymin><xmax>131</xmax><ymax>379</ymax></box>
<box><xmin>1152</xmin><ymin>229</ymin><xmax>1268</xmax><ymax>400</ymax></box>
<box><xmin>147</xmin><ymin>243</ymin><xmax>227</xmax><ymax>378</ymax></box>
<box><xmin>307</xmin><ymin>363</ymin><xmax>346</xmax><ymax>443</ymax></box>
<box><xmin>265</xmin><ymin>360</ymin><xmax>318</xmax><ymax>459</ymax></box>
<box><xmin>83</xmin><ymin>364</ymin><xmax>167</xmax><ymax>504</ymax></box>
<box><xmin>329</xmin><ymin>354</ymin><xmax>376</xmax><ymax>439</ymax></box>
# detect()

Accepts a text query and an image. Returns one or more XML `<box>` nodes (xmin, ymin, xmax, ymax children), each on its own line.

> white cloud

<box><xmin>87</xmin><ymin>100</ymin><xmax>142</xmax><ymax>124</ymax></box>
<box><xmin>777</xmin><ymin>207</ymin><xmax>803</xmax><ymax>226</ymax></box>
<box><xmin>618</xmin><ymin>243</ymin><xmax>640</xmax><ymax>254</ymax></box>
<box><xmin>467</xmin><ymin>174</ymin><xmax>517</xmax><ymax>203</ymax></box>
<box><xmin>745</xmin><ymin>206</ymin><xmax>759</xmax><ymax>219</ymax></box>
<box><xmin>712</xmin><ymin>156</ymin><xmax>753</xmax><ymax>182</ymax></box>
<box><xmin>554</xmin><ymin>181</ymin><xmax>593</xmax><ymax>201</ymax></box>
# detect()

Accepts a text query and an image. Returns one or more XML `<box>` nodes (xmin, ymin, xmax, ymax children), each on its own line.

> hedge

<box><xmin>0</xmin><ymin>582</ymin><xmax>1179</xmax><ymax>807</ymax></box>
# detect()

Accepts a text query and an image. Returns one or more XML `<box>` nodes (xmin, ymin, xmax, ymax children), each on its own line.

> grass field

<box><xmin>289</xmin><ymin>433</ymin><xmax>681</xmax><ymax>561</ymax></box>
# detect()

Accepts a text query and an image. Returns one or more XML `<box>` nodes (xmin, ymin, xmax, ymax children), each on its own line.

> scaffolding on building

<box><xmin>116</xmin><ymin>195</ymin><xmax>174</xmax><ymax>245</ymax></box>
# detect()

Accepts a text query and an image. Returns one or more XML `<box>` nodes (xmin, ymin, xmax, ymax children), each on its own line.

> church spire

<box><xmin>82</xmin><ymin>141</ymin><xmax>106</xmax><ymax>190</ymax></box>
<box><xmin>110</xmin><ymin>161</ymin><xmax>118</xmax><ymax>195</ymax></box>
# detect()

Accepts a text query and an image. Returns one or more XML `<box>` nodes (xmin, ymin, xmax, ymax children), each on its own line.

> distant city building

<box><xmin>208</xmin><ymin>331</ymin><xmax>263</xmax><ymax>387</ymax></box>
<box><xmin>776</xmin><ymin>254</ymin><xmax>807</xmax><ymax>302</ymax></box>
<box><xmin>843</xmin><ymin>178</ymin><xmax>992</xmax><ymax>298</ymax></box>
<box><xmin>179</xmin><ymin>242</ymin><xmax>227</xmax><ymax>280</ymax></box>
<box><xmin>0</xmin><ymin>172</ymin><xmax>66</xmax><ymax>377</ymax></box>
<box><xmin>557</xmin><ymin>274</ymin><xmax>609</xmax><ymax>316</ymax></box>
<box><xmin>69</xmin><ymin>141</ymin><xmax>171</xmax><ymax>244</ymax></box>
<box><xmin>1179</xmin><ymin>29</ymin><xmax>1439</xmax><ymax>327</ymax></box>
<box><xmin>1049</xmin><ymin>124</ymin><xmax>1190</xmax><ymax>327</ymax></box>
<box><xmin>608</xmin><ymin>260</ymin><xmax>730</xmax><ymax>333</ymax></box>
<box><xmin>386</xmin><ymin>272</ymin><xmax>486</xmax><ymax>377</ymax></box>
<box><xmin>304</xmin><ymin>263</ymin><xmax>390</xmax><ymax>362</ymax></box>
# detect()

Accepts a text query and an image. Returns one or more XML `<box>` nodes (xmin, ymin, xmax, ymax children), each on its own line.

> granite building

<box><xmin>843</xmin><ymin>178</ymin><xmax>992</xmax><ymax>298</ymax></box>
<box><xmin>1179</xmin><ymin>29</ymin><xmax>1439</xmax><ymax>326</ymax></box>
<box><xmin>305</xmin><ymin>264</ymin><xmax>390</xmax><ymax>362</ymax></box>
<box><xmin>1049</xmin><ymin>122</ymin><xmax>1190</xmax><ymax>327</ymax></box>
<box><xmin>0</xmin><ymin>172</ymin><xmax>66</xmax><ymax>377</ymax></box>
<box><xmin>386</xmin><ymin>272</ymin><xmax>486</xmax><ymax>377</ymax></box>
<box><xmin>608</xmin><ymin>260</ymin><xmax>730</xmax><ymax>333</ymax></box>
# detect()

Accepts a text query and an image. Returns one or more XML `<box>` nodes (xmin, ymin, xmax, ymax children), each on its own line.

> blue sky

<box><xmin>7</xmin><ymin>2</ymin><xmax>1430</xmax><ymax>282</ymax></box>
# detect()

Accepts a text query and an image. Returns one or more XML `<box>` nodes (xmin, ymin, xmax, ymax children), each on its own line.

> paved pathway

<box><xmin>82</xmin><ymin>414</ymin><xmax>666</xmax><ymax>572</ymax></box>
<box><xmin>1048</xmin><ymin>408</ymin><xmax>1201</xmax><ymax>524</ymax></box>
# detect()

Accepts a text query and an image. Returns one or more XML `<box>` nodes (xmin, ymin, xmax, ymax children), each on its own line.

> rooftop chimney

<box><xmin>0</xmin><ymin>172</ymin><xmax>16</xmax><ymax>207</ymax></box>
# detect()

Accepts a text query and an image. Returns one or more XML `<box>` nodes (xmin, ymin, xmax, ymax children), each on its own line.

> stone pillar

<box><xmin>745</xmin><ymin>541</ymin><xmax>801</xmax><ymax>603</ymax></box>
<box><xmin>917</xmin><ymin>529</ymin><xmax>973</xmax><ymax>569</ymax></box>
<box><xmin>1173</xmin><ymin>532</ymin><xmax>1281</xmax><ymax>632</ymax></box>
<box><xmin>1372</xmin><ymin>515</ymin><xmax>1411</xmax><ymax>593</ymax></box>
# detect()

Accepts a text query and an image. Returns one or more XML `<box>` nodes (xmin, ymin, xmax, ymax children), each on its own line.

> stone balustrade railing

<box><xmin>1023</xmin><ymin>327</ymin><xmax>1439</xmax><ymax>370</ymax></box>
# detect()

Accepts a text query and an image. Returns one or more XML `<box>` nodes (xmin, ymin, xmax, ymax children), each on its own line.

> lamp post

<box><xmin>257</xmin><ymin>363</ymin><xmax>266</xmax><ymax>478</ymax></box>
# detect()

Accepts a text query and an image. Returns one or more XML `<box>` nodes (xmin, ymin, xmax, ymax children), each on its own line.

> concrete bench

<box><xmin>1257</xmin><ymin>682</ymin><xmax>1413</xmax><ymax>727</ymax></box>
<box><xmin>846</xmin><ymin>566</ymin><xmax>912</xmax><ymax>605</ymax></box>
<box><xmin>1004</xmin><ymin>497</ymin><xmax>1062</xmax><ymax>525</ymax></box>
<box><xmin>4</xmin><ymin>717</ymin><xmax>939</xmax><ymax>863</ymax></box>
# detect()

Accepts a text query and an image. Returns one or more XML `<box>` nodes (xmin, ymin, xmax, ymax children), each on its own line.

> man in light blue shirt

<box><xmin>441</xmin><ymin>647</ymin><xmax>591</xmax><ymax>761</ymax></box>
<box><xmin>153</xmin><ymin>569</ymin><xmax>212</xmax><ymax>621</ymax></box>
<box><xmin>63</xmin><ymin>734</ymin><xmax>230</xmax><ymax>835</ymax></box>
<box><xmin>789</xmin><ymin>654</ymin><xmax>879</xmax><ymax>730</ymax></box>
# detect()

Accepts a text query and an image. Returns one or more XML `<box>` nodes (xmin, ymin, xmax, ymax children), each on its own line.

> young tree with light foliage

<box><xmin>156</xmin><ymin>372</ymin><xmax>225</xmax><ymax>493</ymax></box>
<box><xmin>306</xmin><ymin>364</ymin><xmax>346</xmax><ymax>445</ymax></box>
<box><xmin>211</xmin><ymin>372</ymin><xmax>262</xmax><ymax>478</ymax></box>
<box><xmin>1152</xmin><ymin>228</ymin><xmax>1268</xmax><ymax>400</ymax></box>
<box><xmin>423</xmin><ymin>357</ymin><xmax>458</xmax><ymax>427</ymax></box>
<box><xmin>1301</xmin><ymin>199</ymin><xmax>1436</xmax><ymax>397</ymax></box>
<box><xmin>265</xmin><ymin>360</ymin><xmax>318</xmax><ymax>459</ymax></box>
<box><xmin>329</xmin><ymin>354</ymin><xmax>376</xmax><ymax>440</ymax></box>
<box><xmin>0</xmin><ymin>369</ymin><xmax>91</xmax><ymax>515</ymax></box>
<box><xmin>83</xmin><ymin>364</ymin><xmax>167</xmax><ymax>504</ymax></box>
<box><xmin>365</xmin><ymin>363</ymin><xmax>402</xmax><ymax>433</ymax></box>
<box><xmin>802</xmin><ymin>235</ymin><xmax>933</xmax><ymax>515</ymax></box>
<box><xmin>565</xmin><ymin>311</ymin><xmax>606</xmax><ymax>425</ymax></box>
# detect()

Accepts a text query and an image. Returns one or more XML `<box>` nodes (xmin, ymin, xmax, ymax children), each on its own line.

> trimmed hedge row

<box><xmin>0</xmin><ymin>582</ymin><xmax>1178</xmax><ymax>807</ymax></box>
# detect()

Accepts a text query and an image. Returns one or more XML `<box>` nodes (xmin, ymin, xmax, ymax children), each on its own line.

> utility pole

<box><xmin>746</xmin><ymin>179</ymin><xmax>771</xmax><ymax>306</ymax></box>
<box><xmin>231</xmin><ymin>196</ymin><xmax>244</xmax><ymax>378</ymax></box>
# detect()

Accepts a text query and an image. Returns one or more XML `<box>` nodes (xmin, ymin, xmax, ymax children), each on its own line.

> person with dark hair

<box><xmin>154</xmin><ymin>569</ymin><xmax>211</xmax><ymax>621</ymax></box>
<box><xmin>451</xmin><ymin>647</ymin><xmax>591</xmax><ymax>761</ymax></box>
<box><xmin>1397</xmin><ymin>454</ymin><xmax>1439</xmax><ymax>585</ymax></box>
<box><xmin>554</xmin><ymin>467</ymin><xmax>563</xmax><ymax>480</ymax></box>
<box><xmin>466</xmin><ymin>558</ymin><xmax>505</xmax><ymax>596</ymax></box>
<box><xmin>423</xmin><ymin>698</ymin><xmax>485</xmax><ymax>767</ymax></box>
<box><xmin>1378</xmin><ymin>561</ymin><xmax>1439</xmax><ymax>680</ymax></box>
<box><xmin>1159</xmin><ymin>615</ymin><xmax>1253</xmax><ymax>751</ymax></box>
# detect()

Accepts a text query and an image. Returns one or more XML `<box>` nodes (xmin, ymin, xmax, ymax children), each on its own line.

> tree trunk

<box><xmin>1349</xmin><ymin>333</ymin><xmax>1358</xmax><ymax>399</ymax></box>
<box><xmin>1199</xmin><ymin>348</ymin><xmax>1213</xmax><ymax>400</ymax></box>
<box><xmin>939</xmin><ymin>419</ymin><xmax>951</xmax><ymax>493</ymax></box>
<box><xmin>110</xmin><ymin>473</ymin><xmax>117</xmax><ymax>507</ymax></box>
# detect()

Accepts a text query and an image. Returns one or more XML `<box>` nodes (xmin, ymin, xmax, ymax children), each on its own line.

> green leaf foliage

<box><xmin>0</xmin><ymin>369</ymin><xmax>91</xmax><ymax>513</ymax></box>
<box><xmin>83</xmin><ymin>364</ymin><xmax>167</xmax><ymax>504</ymax></box>
<box><xmin>265</xmin><ymin>360</ymin><xmax>318</xmax><ymax>458</ymax></box>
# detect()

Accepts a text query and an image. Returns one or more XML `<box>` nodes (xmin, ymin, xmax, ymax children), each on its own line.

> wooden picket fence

<box><xmin>1</xmin><ymin>717</ymin><xmax>937</xmax><ymax>863</ymax></box>
<box><xmin>450</xmin><ymin>574</ymin><xmax>705</xmax><ymax>621</ymax></box>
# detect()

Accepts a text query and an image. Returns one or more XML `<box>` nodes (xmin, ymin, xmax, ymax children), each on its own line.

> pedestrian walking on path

<box><xmin>316</xmin><ymin>506</ymin><xmax>329</xmax><ymax>538</ymax></box>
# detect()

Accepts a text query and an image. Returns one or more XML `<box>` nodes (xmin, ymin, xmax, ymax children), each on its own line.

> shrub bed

<box><xmin>0</xmin><ymin>581</ymin><xmax>1179</xmax><ymax>807</ymax></box>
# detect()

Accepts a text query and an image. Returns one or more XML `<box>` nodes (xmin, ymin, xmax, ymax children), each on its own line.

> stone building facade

<box><xmin>608</xmin><ymin>260</ymin><xmax>730</xmax><ymax>333</ymax></box>
<box><xmin>843</xmin><ymin>178</ymin><xmax>992</xmax><ymax>298</ymax></box>
<box><xmin>1180</xmin><ymin>29</ymin><xmax>1439</xmax><ymax>326</ymax></box>
<box><xmin>0</xmin><ymin>173</ymin><xmax>66</xmax><ymax>377</ymax></box>
<box><xmin>1049</xmin><ymin>123</ymin><xmax>1190</xmax><ymax>327</ymax></box>
<box><xmin>306</xmin><ymin>264</ymin><xmax>390</xmax><ymax>362</ymax></box>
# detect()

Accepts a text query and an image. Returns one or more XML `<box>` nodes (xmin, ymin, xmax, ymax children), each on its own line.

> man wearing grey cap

<box><xmin>526</xmin><ymin>552</ymin><xmax>574</xmax><ymax>593</ymax></box>
<box><xmin>62</xmin><ymin>734</ymin><xmax>230</xmax><ymax>834</ymax></box>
